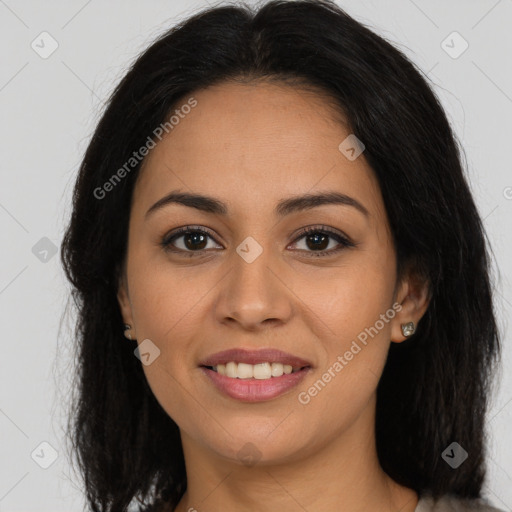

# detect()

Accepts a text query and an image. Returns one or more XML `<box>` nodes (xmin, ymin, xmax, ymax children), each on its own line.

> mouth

<box><xmin>199</xmin><ymin>348</ymin><xmax>312</xmax><ymax>402</ymax></box>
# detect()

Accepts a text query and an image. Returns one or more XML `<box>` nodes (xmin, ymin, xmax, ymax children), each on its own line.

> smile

<box><xmin>200</xmin><ymin>365</ymin><xmax>311</xmax><ymax>402</ymax></box>
<box><xmin>209</xmin><ymin>361</ymin><xmax>305</xmax><ymax>379</ymax></box>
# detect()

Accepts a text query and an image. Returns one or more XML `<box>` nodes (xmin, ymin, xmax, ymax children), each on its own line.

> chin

<box><xmin>200</xmin><ymin>422</ymin><xmax>312</xmax><ymax>467</ymax></box>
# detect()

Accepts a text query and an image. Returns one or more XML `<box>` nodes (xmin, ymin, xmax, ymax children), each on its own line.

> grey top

<box><xmin>415</xmin><ymin>495</ymin><xmax>506</xmax><ymax>512</ymax></box>
<box><xmin>150</xmin><ymin>494</ymin><xmax>508</xmax><ymax>511</ymax></box>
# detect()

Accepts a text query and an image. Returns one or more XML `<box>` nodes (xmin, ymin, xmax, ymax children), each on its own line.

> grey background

<box><xmin>0</xmin><ymin>0</ymin><xmax>511</xmax><ymax>510</ymax></box>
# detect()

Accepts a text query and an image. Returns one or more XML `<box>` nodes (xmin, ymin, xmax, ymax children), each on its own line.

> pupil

<box><xmin>185</xmin><ymin>232</ymin><xmax>207</xmax><ymax>250</ymax></box>
<box><xmin>306</xmin><ymin>233</ymin><xmax>328</xmax><ymax>251</ymax></box>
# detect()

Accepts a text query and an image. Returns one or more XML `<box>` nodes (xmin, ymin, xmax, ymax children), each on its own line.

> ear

<box><xmin>117</xmin><ymin>270</ymin><xmax>137</xmax><ymax>340</ymax></box>
<box><xmin>390</xmin><ymin>266</ymin><xmax>430</xmax><ymax>343</ymax></box>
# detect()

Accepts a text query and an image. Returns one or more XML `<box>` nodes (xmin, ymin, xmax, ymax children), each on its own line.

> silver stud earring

<box><xmin>124</xmin><ymin>324</ymin><xmax>132</xmax><ymax>340</ymax></box>
<box><xmin>401</xmin><ymin>321</ymin><xmax>415</xmax><ymax>337</ymax></box>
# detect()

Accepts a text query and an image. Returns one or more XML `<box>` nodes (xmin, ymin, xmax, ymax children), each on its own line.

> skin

<box><xmin>117</xmin><ymin>81</ymin><xmax>430</xmax><ymax>512</ymax></box>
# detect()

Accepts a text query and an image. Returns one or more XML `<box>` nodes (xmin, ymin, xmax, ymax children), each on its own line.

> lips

<box><xmin>201</xmin><ymin>365</ymin><xmax>311</xmax><ymax>402</ymax></box>
<box><xmin>199</xmin><ymin>348</ymin><xmax>313</xmax><ymax>402</ymax></box>
<box><xmin>199</xmin><ymin>348</ymin><xmax>313</xmax><ymax>369</ymax></box>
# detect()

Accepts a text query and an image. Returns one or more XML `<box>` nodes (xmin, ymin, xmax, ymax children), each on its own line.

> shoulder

<box><xmin>416</xmin><ymin>494</ymin><xmax>506</xmax><ymax>512</ymax></box>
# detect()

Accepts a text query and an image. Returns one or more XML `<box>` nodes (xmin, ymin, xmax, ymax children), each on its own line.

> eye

<box><xmin>160</xmin><ymin>226</ymin><xmax>222</xmax><ymax>255</ymax></box>
<box><xmin>289</xmin><ymin>225</ymin><xmax>355</xmax><ymax>257</ymax></box>
<box><xmin>160</xmin><ymin>224</ymin><xmax>355</xmax><ymax>257</ymax></box>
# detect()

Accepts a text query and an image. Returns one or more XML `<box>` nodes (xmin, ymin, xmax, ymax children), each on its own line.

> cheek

<box><xmin>128</xmin><ymin>269</ymin><xmax>205</xmax><ymax>429</ymax></box>
<box><xmin>293</xmin><ymin>282</ymin><xmax>394</xmax><ymax>439</ymax></box>
<box><xmin>299</xmin><ymin>254</ymin><xmax>396</xmax><ymax>395</ymax></box>
<box><xmin>124</xmin><ymin>257</ymin><xmax>205</xmax><ymax>403</ymax></box>
<box><xmin>127</xmin><ymin>243</ymin><xmax>208</xmax><ymax>342</ymax></box>
<box><xmin>302</xmin><ymin>259</ymin><xmax>395</xmax><ymax>337</ymax></box>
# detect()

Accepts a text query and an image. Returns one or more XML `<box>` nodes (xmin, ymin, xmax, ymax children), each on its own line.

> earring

<box><xmin>124</xmin><ymin>324</ymin><xmax>132</xmax><ymax>340</ymax></box>
<box><xmin>401</xmin><ymin>321</ymin><xmax>415</xmax><ymax>337</ymax></box>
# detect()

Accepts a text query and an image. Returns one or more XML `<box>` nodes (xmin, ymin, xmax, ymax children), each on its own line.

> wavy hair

<box><xmin>60</xmin><ymin>1</ymin><xmax>501</xmax><ymax>510</ymax></box>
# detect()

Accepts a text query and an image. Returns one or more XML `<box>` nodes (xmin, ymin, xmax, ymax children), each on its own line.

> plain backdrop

<box><xmin>0</xmin><ymin>0</ymin><xmax>511</xmax><ymax>510</ymax></box>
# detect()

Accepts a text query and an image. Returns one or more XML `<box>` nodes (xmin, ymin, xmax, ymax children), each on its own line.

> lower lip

<box><xmin>200</xmin><ymin>366</ymin><xmax>311</xmax><ymax>402</ymax></box>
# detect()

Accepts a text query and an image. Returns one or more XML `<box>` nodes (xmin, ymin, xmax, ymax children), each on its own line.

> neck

<box><xmin>173</xmin><ymin>395</ymin><xmax>418</xmax><ymax>512</ymax></box>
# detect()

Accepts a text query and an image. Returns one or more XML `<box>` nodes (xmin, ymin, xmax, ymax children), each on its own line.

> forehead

<box><xmin>132</xmin><ymin>80</ymin><xmax>385</xmax><ymax>223</ymax></box>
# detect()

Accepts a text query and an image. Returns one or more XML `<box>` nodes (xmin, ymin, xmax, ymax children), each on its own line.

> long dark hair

<box><xmin>60</xmin><ymin>1</ymin><xmax>501</xmax><ymax>510</ymax></box>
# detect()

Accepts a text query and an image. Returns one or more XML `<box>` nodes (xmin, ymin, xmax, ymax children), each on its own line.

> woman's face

<box><xmin>118</xmin><ymin>80</ymin><xmax>421</xmax><ymax>466</ymax></box>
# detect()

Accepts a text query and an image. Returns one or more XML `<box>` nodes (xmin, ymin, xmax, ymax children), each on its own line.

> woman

<box><xmin>60</xmin><ymin>1</ymin><xmax>504</xmax><ymax>511</ymax></box>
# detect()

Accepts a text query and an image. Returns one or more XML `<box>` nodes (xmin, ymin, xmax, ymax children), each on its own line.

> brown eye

<box><xmin>181</xmin><ymin>231</ymin><xmax>208</xmax><ymax>250</ymax></box>
<box><xmin>290</xmin><ymin>226</ymin><xmax>355</xmax><ymax>257</ymax></box>
<box><xmin>304</xmin><ymin>232</ymin><xmax>330</xmax><ymax>251</ymax></box>
<box><xmin>161</xmin><ymin>226</ymin><xmax>221</xmax><ymax>254</ymax></box>
<box><xmin>160</xmin><ymin>224</ymin><xmax>355</xmax><ymax>258</ymax></box>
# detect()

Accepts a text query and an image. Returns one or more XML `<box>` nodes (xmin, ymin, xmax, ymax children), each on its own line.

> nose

<box><xmin>215</xmin><ymin>247</ymin><xmax>293</xmax><ymax>331</ymax></box>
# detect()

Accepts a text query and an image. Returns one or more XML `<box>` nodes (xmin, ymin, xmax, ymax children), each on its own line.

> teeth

<box><xmin>271</xmin><ymin>362</ymin><xmax>284</xmax><ymax>377</ymax></box>
<box><xmin>213</xmin><ymin>362</ymin><xmax>301</xmax><ymax>379</ymax></box>
<box><xmin>237</xmin><ymin>362</ymin><xmax>254</xmax><ymax>379</ymax></box>
<box><xmin>225</xmin><ymin>362</ymin><xmax>237</xmax><ymax>378</ymax></box>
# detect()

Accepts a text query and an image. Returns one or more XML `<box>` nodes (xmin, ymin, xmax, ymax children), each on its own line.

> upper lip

<box><xmin>200</xmin><ymin>348</ymin><xmax>313</xmax><ymax>368</ymax></box>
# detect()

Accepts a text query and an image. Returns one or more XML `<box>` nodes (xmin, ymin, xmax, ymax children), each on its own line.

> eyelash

<box><xmin>160</xmin><ymin>225</ymin><xmax>355</xmax><ymax>258</ymax></box>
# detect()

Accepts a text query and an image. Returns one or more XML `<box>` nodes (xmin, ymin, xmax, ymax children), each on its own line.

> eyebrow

<box><xmin>145</xmin><ymin>189</ymin><xmax>369</xmax><ymax>219</ymax></box>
